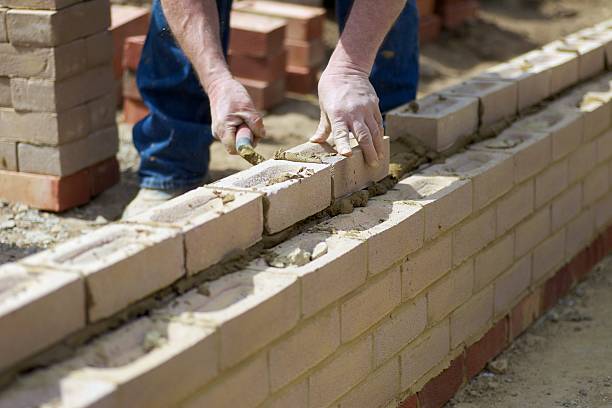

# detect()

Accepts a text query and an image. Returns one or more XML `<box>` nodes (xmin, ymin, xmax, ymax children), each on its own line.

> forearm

<box><xmin>328</xmin><ymin>0</ymin><xmax>407</xmax><ymax>74</ymax></box>
<box><xmin>160</xmin><ymin>0</ymin><xmax>231</xmax><ymax>93</ymax></box>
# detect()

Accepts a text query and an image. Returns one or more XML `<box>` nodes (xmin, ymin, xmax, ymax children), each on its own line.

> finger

<box><xmin>242</xmin><ymin>113</ymin><xmax>266</xmax><ymax>146</ymax></box>
<box><xmin>221</xmin><ymin>125</ymin><xmax>238</xmax><ymax>155</ymax></box>
<box><xmin>366</xmin><ymin>115</ymin><xmax>385</xmax><ymax>160</ymax></box>
<box><xmin>332</xmin><ymin>120</ymin><xmax>352</xmax><ymax>156</ymax></box>
<box><xmin>352</xmin><ymin>121</ymin><xmax>379</xmax><ymax>167</ymax></box>
<box><xmin>310</xmin><ymin>111</ymin><xmax>332</xmax><ymax>143</ymax></box>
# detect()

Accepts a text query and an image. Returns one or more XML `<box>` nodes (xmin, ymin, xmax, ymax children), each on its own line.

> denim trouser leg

<box><xmin>133</xmin><ymin>0</ymin><xmax>232</xmax><ymax>190</ymax></box>
<box><xmin>336</xmin><ymin>0</ymin><xmax>420</xmax><ymax>113</ymax></box>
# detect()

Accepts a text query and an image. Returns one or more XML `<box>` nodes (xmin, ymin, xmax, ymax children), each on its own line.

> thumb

<box><xmin>235</xmin><ymin>125</ymin><xmax>254</xmax><ymax>151</ymax></box>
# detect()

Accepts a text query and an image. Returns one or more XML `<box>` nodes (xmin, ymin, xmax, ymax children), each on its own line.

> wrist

<box><xmin>325</xmin><ymin>50</ymin><xmax>371</xmax><ymax>78</ymax></box>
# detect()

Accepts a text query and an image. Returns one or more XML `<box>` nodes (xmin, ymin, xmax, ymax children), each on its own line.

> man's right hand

<box><xmin>207</xmin><ymin>76</ymin><xmax>266</xmax><ymax>154</ymax></box>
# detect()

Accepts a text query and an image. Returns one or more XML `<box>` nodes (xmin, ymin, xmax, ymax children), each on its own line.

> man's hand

<box><xmin>208</xmin><ymin>76</ymin><xmax>265</xmax><ymax>154</ymax></box>
<box><xmin>311</xmin><ymin>67</ymin><xmax>384</xmax><ymax>167</ymax></box>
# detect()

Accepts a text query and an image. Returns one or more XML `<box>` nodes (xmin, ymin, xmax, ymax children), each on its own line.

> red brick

<box><xmin>238</xmin><ymin>77</ymin><xmax>285</xmax><ymax>110</ymax></box>
<box><xmin>123</xmin><ymin>97</ymin><xmax>149</xmax><ymax>125</ymax></box>
<box><xmin>122</xmin><ymin>35</ymin><xmax>145</xmax><ymax>71</ymax></box>
<box><xmin>420</xmin><ymin>14</ymin><xmax>441</xmax><ymax>44</ymax></box>
<box><xmin>229</xmin><ymin>11</ymin><xmax>286</xmax><ymax>58</ymax></box>
<box><xmin>110</xmin><ymin>5</ymin><xmax>151</xmax><ymax>79</ymax></box>
<box><xmin>605</xmin><ymin>227</ymin><xmax>612</xmax><ymax>252</ymax></box>
<box><xmin>436</xmin><ymin>0</ymin><xmax>479</xmax><ymax>29</ymax></box>
<box><xmin>418</xmin><ymin>354</ymin><xmax>465</xmax><ymax>408</ymax></box>
<box><xmin>229</xmin><ymin>50</ymin><xmax>287</xmax><ymax>82</ymax></box>
<box><xmin>286</xmin><ymin>65</ymin><xmax>317</xmax><ymax>94</ymax></box>
<box><xmin>465</xmin><ymin>318</ymin><xmax>508</xmax><ymax>379</ymax></box>
<box><xmin>90</xmin><ymin>157</ymin><xmax>120</xmax><ymax>197</ymax></box>
<box><xmin>285</xmin><ymin>38</ymin><xmax>325</xmax><ymax>68</ymax></box>
<box><xmin>541</xmin><ymin>265</ymin><xmax>575</xmax><ymax>312</ymax></box>
<box><xmin>417</xmin><ymin>0</ymin><xmax>436</xmax><ymax>16</ymax></box>
<box><xmin>567</xmin><ymin>249</ymin><xmax>589</xmax><ymax>283</ymax></box>
<box><xmin>122</xmin><ymin>70</ymin><xmax>141</xmax><ymax>100</ymax></box>
<box><xmin>510</xmin><ymin>290</ymin><xmax>541</xmax><ymax>339</ymax></box>
<box><xmin>399</xmin><ymin>394</ymin><xmax>419</xmax><ymax>408</ymax></box>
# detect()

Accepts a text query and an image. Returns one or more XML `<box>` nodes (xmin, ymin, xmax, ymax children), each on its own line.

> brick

<box><xmin>10</xmin><ymin>65</ymin><xmax>115</xmax><ymax>112</ymax></box>
<box><xmin>418</xmin><ymin>354</ymin><xmax>465</xmax><ymax>408</ymax></box>
<box><xmin>565</xmin><ymin>209</ymin><xmax>595</xmax><ymax>259</ymax></box>
<box><xmin>417</xmin><ymin>0</ymin><xmax>436</xmax><ymax>16</ymax></box>
<box><xmin>400</xmin><ymin>321</ymin><xmax>450</xmax><ymax>390</ymax></box>
<box><xmin>318</xmin><ymin>199</ymin><xmax>424</xmax><ymax>275</ymax></box>
<box><xmin>399</xmin><ymin>395</ymin><xmax>419</xmax><ymax>408</ymax></box>
<box><xmin>373</xmin><ymin>296</ymin><xmax>427</xmax><ymax>367</ymax></box>
<box><xmin>0</xmin><ymin>140</ymin><xmax>16</xmax><ymax>171</ymax></box>
<box><xmin>496</xmin><ymin>180</ymin><xmax>535</xmax><ymax>236</ymax></box>
<box><xmin>233</xmin><ymin>0</ymin><xmax>325</xmax><ymax>41</ymax></box>
<box><xmin>6</xmin><ymin>0</ymin><xmax>111</xmax><ymax>47</ymax></box>
<box><xmin>470</xmin><ymin>128</ymin><xmax>552</xmax><ymax>183</ymax></box>
<box><xmin>110</xmin><ymin>5</ymin><xmax>150</xmax><ymax>79</ymax></box>
<box><xmin>23</xmin><ymin>223</ymin><xmax>184</xmax><ymax>321</ymax></box>
<box><xmin>0</xmin><ymin>263</ymin><xmax>85</xmax><ymax>373</ymax></box>
<box><xmin>0</xmin><ymin>8</ymin><xmax>5</xmax><ymax>43</ymax></box>
<box><xmin>385</xmin><ymin>94</ymin><xmax>478</xmax><ymax>153</ymax></box>
<box><xmin>517</xmin><ymin>49</ymin><xmax>579</xmax><ymax>95</ymax></box>
<box><xmin>122</xmin><ymin>35</ymin><xmax>145</xmax><ymax>71</ymax></box>
<box><xmin>428</xmin><ymin>260</ymin><xmax>474</xmax><ymax>322</ymax></box>
<box><xmin>131</xmin><ymin>186</ymin><xmax>263</xmax><ymax>275</ymax></box>
<box><xmin>269</xmin><ymin>307</ymin><xmax>340</xmax><ymax>391</ymax></box>
<box><xmin>551</xmin><ymin>184</ymin><xmax>582</xmax><ymax>231</ymax></box>
<box><xmin>465</xmin><ymin>319</ymin><xmax>508</xmax><ymax>379</ymax></box>
<box><xmin>452</xmin><ymin>207</ymin><xmax>496</xmax><ymax>266</ymax></box>
<box><xmin>450</xmin><ymin>286</ymin><xmax>494</xmax><ymax>348</ymax></box>
<box><xmin>546</xmin><ymin>37</ymin><xmax>606</xmax><ymax>81</ymax></box>
<box><xmin>475</xmin><ymin>234</ymin><xmax>514</xmax><ymax>291</ymax></box>
<box><xmin>0</xmin><ymin>167</ymin><xmax>90</xmax><ymax>211</ymax></box>
<box><xmin>122</xmin><ymin>69</ymin><xmax>140</xmax><ymax>100</ymax></box>
<box><xmin>309</xmin><ymin>336</ymin><xmax>372</xmax><ymax>408</ymax></box>
<box><xmin>229</xmin><ymin>50</ymin><xmax>287</xmax><ymax>82</ymax></box>
<box><xmin>403</xmin><ymin>234</ymin><xmax>452</xmax><ymax>299</ymax></box>
<box><xmin>441</xmin><ymin>79</ymin><xmax>518</xmax><ymax>134</ymax></box>
<box><xmin>183</xmin><ymin>353</ymin><xmax>269</xmax><ymax>408</ymax></box>
<box><xmin>249</xmin><ymin>232</ymin><xmax>367</xmax><ymax>318</ymax></box>
<box><xmin>286</xmin><ymin>38</ymin><xmax>325</xmax><ymax>67</ymax></box>
<box><xmin>0</xmin><ymin>77</ymin><xmax>9</xmax><ymax>107</ymax></box>
<box><xmin>0</xmin><ymin>106</ymin><xmax>90</xmax><ymax>146</ymax></box>
<box><xmin>477</xmin><ymin>61</ymin><xmax>551</xmax><ymax>111</ymax></box>
<box><xmin>266</xmin><ymin>381</ymin><xmax>308</xmax><ymax>408</ymax></box>
<box><xmin>286</xmin><ymin>138</ymin><xmax>390</xmax><ymax>199</ymax></box>
<box><xmin>238</xmin><ymin>77</ymin><xmax>285</xmax><ymax>110</ymax></box>
<box><xmin>213</xmin><ymin>159</ymin><xmax>331</xmax><ymax>234</ymax></box>
<box><xmin>584</xmin><ymin>165</ymin><xmax>609</xmax><ymax>206</ymax></box>
<box><xmin>229</xmin><ymin>11</ymin><xmax>286</xmax><ymax>58</ymax></box>
<box><xmin>515</xmin><ymin>206</ymin><xmax>551</xmax><ymax>258</ymax></box>
<box><xmin>568</xmin><ymin>140</ymin><xmax>596</xmax><ymax>184</ymax></box>
<box><xmin>494</xmin><ymin>255</ymin><xmax>531</xmax><ymax>316</ymax></box>
<box><xmin>341</xmin><ymin>266</ymin><xmax>401</xmax><ymax>342</ymax></box>
<box><xmin>594</xmin><ymin>191</ymin><xmax>612</xmax><ymax>232</ymax></box>
<box><xmin>436</xmin><ymin>0</ymin><xmax>478</xmax><ymax>29</ymax></box>
<box><xmin>286</xmin><ymin>64</ymin><xmax>317</xmax><ymax>93</ymax></box>
<box><xmin>579</xmin><ymin>26</ymin><xmax>612</xmax><ymax>68</ymax></box>
<box><xmin>85</xmin><ymin>30</ymin><xmax>113</xmax><ymax>68</ymax></box>
<box><xmin>419</xmin><ymin>13</ymin><xmax>441</xmax><ymax>44</ymax></box>
<box><xmin>554</xmin><ymin>89</ymin><xmax>611</xmax><ymax>141</ymax></box>
<box><xmin>89</xmin><ymin>157</ymin><xmax>119</xmax><ymax>196</ymax></box>
<box><xmin>0</xmin><ymin>0</ymin><xmax>81</xmax><ymax>9</ymax></box>
<box><xmin>510</xmin><ymin>290</ymin><xmax>540</xmax><ymax>339</ymax></box>
<box><xmin>123</xmin><ymin>97</ymin><xmax>149</xmax><ymax>125</ymax></box>
<box><xmin>87</xmin><ymin>92</ymin><xmax>117</xmax><ymax>131</ymax></box>
<box><xmin>425</xmin><ymin>150</ymin><xmax>513</xmax><ymax>211</ymax></box>
<box><xmin>532</xmin><ymin>228</ymin><xmax>566</xmax><ymax>283</ymax></box>
<box><xmin>535</xmin><ymin>159</ymin><xmax>568</xmax><ymax>207</ymax></box>
<box><xmin>339</xmin><ymin>358</ymin><xmax>400</xmax><ymax>408</ymax></box>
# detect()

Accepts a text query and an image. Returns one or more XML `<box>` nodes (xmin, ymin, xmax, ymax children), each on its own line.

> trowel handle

<box><xmin>235</xmin><ymin>124</ymin><xmax>254</xmax><ymax>151</ymax></box>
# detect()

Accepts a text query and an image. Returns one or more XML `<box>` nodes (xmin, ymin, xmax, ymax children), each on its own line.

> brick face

<box><xmin>497</xmin><ymin>180</ymin><xmax>535</xmax><ymax>236</ymax></box>
<box><xmin>535</xmin><ymin>159</ymin><xmax>568</xmax><ymax>208</ymax></box>
<box><xmin>453</xmin><ymin>207</ymin><xmax>497</xmax><ymax>266</ymax></box>
<box><xmin>428</xmin><ymin>260</ymin><xmax>474</xmax><ymax>323</ymax></box>
<box><xmin>494</xmin><ymin>255</ymin><xmax>532</xmax><ymax>315</ymax></box>
<box><xmin>474</xmin><ymin>234</ymin><xmax>515</xmax><ymax>291</ymax></box>
<box><xmin>465</xmin><ymin>319</ymin><xmax>508</xmax><ymax>379</ymax></box>
<box><xmin>418</xmin><ymin>353</ymin><xmax>466</xmax><ymax>408</ymax></box>
<box><xmin>450</xmin><ymin>286</ymin><xmax>494</xmax><ymax>348</ymax></box>
<box><xmin>515</xmin><ymin>206</ymin><xmax>551</xmax><ymax>258</ymax></box>
<box><xmin>403</xmin><ymin>234</ymin><xmax>452</xmax><ymax>299</ymax></box>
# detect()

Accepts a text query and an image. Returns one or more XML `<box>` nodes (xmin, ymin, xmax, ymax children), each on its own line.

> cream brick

<box><xmin>0</xmin><ymin>0</ymin><xmax>81</xmax><ymax>9</ymax></box>
<box><xmin>132</xmin><ymin>187</ymin><xmax>263</xmax><ymax>275</ymax></box>
<box><xmin>474</xmin><ymin>233</ymin><xmax>514</xmax><ymax>290</ymax></box>
<box><xmin>6</xmin><ymin>0</ymin><xmax>111</xmax><ymax>47</ymax></box>
<box><xmin>87</xmin><ymin>92</ymin><xmax>116</xmax><ymax>131</ymax></box>
<box><xmin>23</xmin><ymin>223</ymin><xmax>184</xmax><ymax>322</ymax></box>
<box><xmin>266</xmin><ymin>381</ymin><xmax>308</xmax><ymax>408</ymax></box>
<box><xmin>0</xmin><ymin>140</ymin><xmax>16</xmax><ymax>171</ymax></box>
<box><xmin>339</xmin><ymin>358</ymin><xmax>399</xmax><ymax>408</ymax></box>
<box><xmin>403</xmin><ymin>234</ymin><xmax>452</xmax><ymax>299</ymax></box>
<box><xmin>341</xmin><ymin>266</ymin><xmax>401</xmax><ymax>342</ymax></box>
<box><xmin>535</xmin><ymin>159</ymin><xmax>568</xmax><ymax>207</ymax></box>
<box><xmin>0</xmin><ymin>77</ymin><xmax>9</xmax><ymax>106</ymax></box>
<box><xmin>183</xmin><ymin>353</ymin><xmax>269</xmax><ymax>408</ymax></box>
<box><xmin>0</xmin><ymin>263</ymin><xmax>85</xmax><ymax>373</ymax></box>
<box><xmin>425</xmin><ymin>150</ymin><xmax>513</xmax><ymax>211</ymax></box>
<box><xmin>428</xmin><ymin>260</ymin><xmax>474</xmax><ymax>322</ymax></box>
<box><xmin>494</xmin><ymin>255</ymin><xmax>531</xmax><ymax>316</ymax></box>
<box><xmin>248</xmin><ymin>232</ymin><xmax>366</xmax><ymax>318</ymax></box>
<box><xmin>566</xmin><ymin>209</ymin><xmax>595</xmax><ymax>259</ymax></box>
<box><xmin>546</xmin><ymin>37</ymin><xmax>606</xmax><ymax>81</ymax></box>
<box><xmin>517</xmin><ymin>49</ymin><xmax>579</xmax><ymax>95</ymax></box>
<box><xmin>554</xmin><ymin>89</ymin><xmax>611</xmax><ymax>141</ymax></box>
<box><xmin>568</xmin><ymin>141</ymin><xmax>597</xmax><ymax>184</ymax></box>
<box><xmin>286</xmin><ymin>137</ymin><xmax>390</xmax><ymax>199</ymax></box>
<box><xmin>213</xmin><ymin>159</ymin><xmax>331</xmax><ymax>234</ymax></box>
<box><xmin>470</xmin><ymin>128</ymin><xmax>552</xmax><ymax>183</ymax></box>
<box><xmin>515</xmin><ymin>206</ymin><xmax>551</xmax><ymax>258</ymax></box>
<box><xmin>400</xmin><ymin>320</ymin><xmax>450</xmax><ymax>390</ymax></box>
<box><xmin>385</xmin><ymin>93</ymin><xmax>478</xmax><ymax>152</ymax></box>
<box><xmin>532</xmin><ymin>228</ymin><xmax>566</xmax><ymax>283</ymax></box>
<box><xmin>373</xmin><ymin>296</ymin><xmax>427</xmax><ymax>366</ymax></box>
<box><xmin>496</xmin><ymin>180</ymin><xmax>535</xmax><ymax>236</ymax></box>
<box><xmin>552</xmin><ymin>184</ymin><xmax>582</xmax><ymax>231</ymax></box>
<box><xmin>584</xmin><ymin>165</ymin><xmax>610</xmax><ymax>206</ymax></box>
<box><xmin>441</xmin><ymin>79</ymin><xmax>518</xmax><ymax>133</ymax></box>
<box><xmin>318</xmin><ymin>199</ymin><xmax>424</xmax><ymax>275</ymax></box>
<box><xmin>450</xmin><ymin>286</ymin><xmax>494</xmax><ymax>348</ymax></box>
<box><xmin>594</xmin><ymin>191</ymin><xmax>612</xmax><ymax>231</ymax></box>
<box><xmin>0</xmin><ymin>8</ymin><xmax>6</xmax><ymax>43</ymax></box>
<box><xmin>0</xmin><ymin>105</ymin><xmax>90</xmax><ymax>146</ymax></box>
<box><xmin>85</xmin><ymin>30</ymin><xmax>113</xmax><ymax>68</ymax></box>
<box><xmin>452</xmin><ymin>207</ymin><xmax>497</xmax><ymax>266</ymax></box>
<box><xmin>269</xmin><ymin>307</ymin><xmax>340</xmax><ymax>391</ymax></box>
<box><xmin>309</xmin><ymin>336</ymin><xmax>372</xmax><ymax>408</ymax></box>
<box><xmin>596</xmin><ymin>129</ymin><xmax>612</xmax><ymax>164</ymax></box>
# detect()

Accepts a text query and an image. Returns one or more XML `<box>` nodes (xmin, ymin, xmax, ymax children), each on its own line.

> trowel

<box><xmin>235</xmin><ymin>124</ymin><xmax>266</xmax><ymax>166</ymax></box>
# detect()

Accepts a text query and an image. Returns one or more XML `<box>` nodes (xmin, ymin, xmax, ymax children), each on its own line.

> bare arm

<box><xmin>312</xmin><ymin>0</ymin><xmax>407</xmax><ymax>167</ymax></box>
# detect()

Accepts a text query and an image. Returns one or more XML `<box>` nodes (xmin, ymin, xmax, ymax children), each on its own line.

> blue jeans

<box><xmin>134</xmin><ymin>0</ymin><xmax>419</xmax><ymax>190</ymax></box>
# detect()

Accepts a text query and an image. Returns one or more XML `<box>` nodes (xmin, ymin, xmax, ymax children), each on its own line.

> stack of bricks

<box><xmin>0</xmin><ymin>0</ymin><xmax>120</xmax><ymax>211</ymax></box>
<box><xmin>229</xmin><ymin>11</ymin><xmax>288</xmax><ymax>111</ymax></box>
<box><xmin>435</xmin><ymin>0</ymin><xmax>479</xmax><ymax>30</ymax></box>
<box><xmin>234</xmin><ymin>0</ymin><xmax>326</xmax><ymax>94</ymax></box>
<box><xmin>417</xmin><ymin>0</ymin><xmax>441</xmax><ymax>44</ymax></box>
<box><xmin>121</xmin><ymin>35</ymin><xmax>147</xmax><ymax>124</ymax></box>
